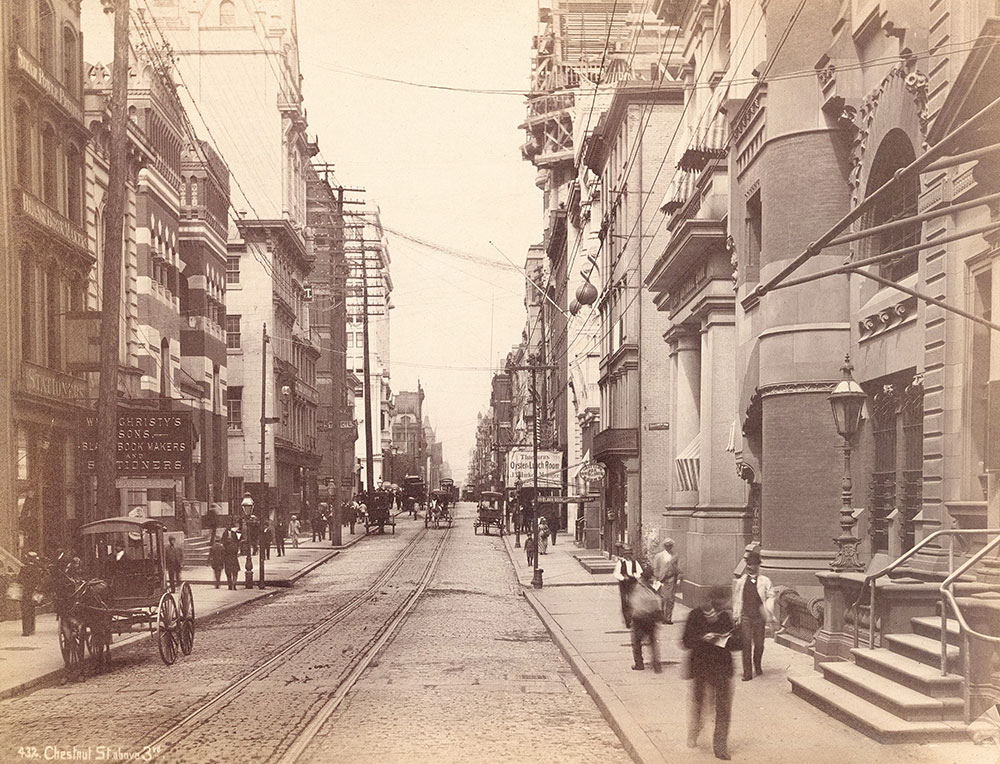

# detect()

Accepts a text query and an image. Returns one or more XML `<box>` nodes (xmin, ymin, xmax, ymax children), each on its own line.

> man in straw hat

<box><xmin>732</xmin><ymin>548</ymin><xmax>776</xmax><ymax>681</ymax></box>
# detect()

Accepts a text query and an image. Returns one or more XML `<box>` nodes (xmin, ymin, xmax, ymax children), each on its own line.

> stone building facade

<box><xmin>6</xmin><ymin>0</ymin><xmax>91</xmax><ymax>558</ymax></box>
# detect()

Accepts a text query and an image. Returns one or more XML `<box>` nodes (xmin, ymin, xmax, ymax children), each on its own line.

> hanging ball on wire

<box><xmin>576</xmin><ymin>281</ymin><xmax>598</xmax><ymax>306</ymax></box>
<box><xmin>569</xmin><ymin>299</ymin><xmax>581</xmax><ymax>316</ymax></box>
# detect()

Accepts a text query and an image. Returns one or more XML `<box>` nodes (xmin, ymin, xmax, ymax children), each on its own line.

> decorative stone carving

<box><xmin>858</xmin><ymin>296</ymin><xmax>917</xmax><ymax>340</ymax></box>
<box><xmin>847</xmin><ymin>60</ymin><xmax>930</xmax><ymax>205</ymax></box>
<box><xmin>758</xmin><ymin>381</ymin><xmax>837</xmax><ymax>398</ymax></box>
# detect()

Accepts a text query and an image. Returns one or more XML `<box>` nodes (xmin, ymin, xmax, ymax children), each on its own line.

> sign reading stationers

<box><xmin>81</xmin><ymin>408</ymin><xmax>193</xmax><ymax>476</ymax></box>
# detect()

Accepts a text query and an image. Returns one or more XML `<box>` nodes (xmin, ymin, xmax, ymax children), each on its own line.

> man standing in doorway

<box><xmin>732</xmin><ymin>549</ymin><xmax>775</xmax><ymax>681</ymax></box>
<box><xmin>653</xmin><ymin>538</ymin><xmax>682</xmax><ymax>624</ymax></box>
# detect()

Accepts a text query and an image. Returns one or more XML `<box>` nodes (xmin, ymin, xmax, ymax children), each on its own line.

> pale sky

<box><xmin>82</xmin><ymin>0</ymin><xmax>543</xmax><ymax>481</ymax></box>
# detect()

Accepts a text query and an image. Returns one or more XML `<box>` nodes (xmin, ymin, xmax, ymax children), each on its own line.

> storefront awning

<box><xmin>674</xmin><ymin>434</ymin><xmax>701</xmax><ymax>492</ymax></box>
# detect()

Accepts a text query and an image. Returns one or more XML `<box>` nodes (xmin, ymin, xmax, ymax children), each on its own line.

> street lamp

<box><xmin>828</xmin><ymin>355</ymin><xmax>867</xmax><ymax>572</ymax></box>
<box><xmin>240</xmin><ymin>492</ymin><xmax>255</xmax><ymax>588</ymax></box>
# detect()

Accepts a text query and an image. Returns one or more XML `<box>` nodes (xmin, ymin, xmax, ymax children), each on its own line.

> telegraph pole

<box><xmin>361</xmin><ymin>244</ymin><xmax>375</xmax><ymax>495</ymax></box>
<box><xmin>95</xmin><ymin>0</ymin><xmax>130</xmax><ymax>519</ymax></box>
<box><xmin>508</xmin><ymin>360</ymin><xmax>555</xmax><ymax>588</ymax></box>
<box><xmin>258</xmin><ymin>323</ymin><xmax>268</xmax><ymax>589</ymax></box>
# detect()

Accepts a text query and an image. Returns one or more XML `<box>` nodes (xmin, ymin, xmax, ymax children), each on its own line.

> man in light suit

<box><xmin>732</xmin><ymin>549</ymin><xmax>775</xmax><ymax>681</ymax></box>
<box><xmin>652</xmin><ymin>538</ymin><xmax>682</xmax><ymax>624</ymax></box>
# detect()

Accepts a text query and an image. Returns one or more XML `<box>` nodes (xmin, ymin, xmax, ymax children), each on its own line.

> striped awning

<box><xmin>674</xmin><ymin>433</ymin><xmax>701</xmax><ymax>492</ymax></box>
<box><xmin>660</xmin><ymin>169</ymin><xmax>696</xmax><ymax>214</ymax></box>
<box><xmin>678</xmin><ymin>109</ymin><xmax>728</xmax><ymax>171</ymax></box>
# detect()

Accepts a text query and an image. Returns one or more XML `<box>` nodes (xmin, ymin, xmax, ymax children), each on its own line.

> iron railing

<box><xmin>850</xmin><ymin>529</ymin><xmax>997</xmax><ymax>651</ymax></box>
<box><xmin>941</xmin><ymin>531</ymin><xmax>1000</xmax><ymax>722</ymax></box>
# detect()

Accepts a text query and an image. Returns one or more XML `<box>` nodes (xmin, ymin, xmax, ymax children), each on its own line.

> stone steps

<box><xmin>883</xmin><ymin>632</ymin><xmax>961</xmax><ymax>672</ymax></box>
<box><xmin>851</xmin><ymin>647</ymin><xmax>964</xmax><ymax>699</ymax></box>
<box><xmin>790</xmin><ymin>675</ymin><xmax>970</xmax><ymax>744</ymax></box>
<box><xmin>818</xmin><ymin>661</ymin><xmax>964</xmax><ymax>721</ymax></box>
<box><xmin>573</xmin><ymin>553</ymin><xmax>616</xmax><ymax>574</ymax></box>
<box><xmin>791</xmin><ymin>608</ymin><xmax>969</xmax><ymax>743</ymax></box>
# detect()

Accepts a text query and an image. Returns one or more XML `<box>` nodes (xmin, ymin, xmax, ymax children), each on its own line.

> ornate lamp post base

<box><xmin>531</xmin><ymin>567</ymin><xmax>543</xmax><ymax>588</ymax></box>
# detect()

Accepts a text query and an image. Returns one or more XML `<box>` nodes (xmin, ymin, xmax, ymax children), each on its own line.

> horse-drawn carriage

<box><xmin>402</xmin><ymin>475</ymin><xmax>426</xmax><ymax>518</ymax></box>
<box><xmin>474</xmin><ymin>491</ymin><xmax>504</xmax><ymax>536</ymax></box>
<box><xmin>52</xmin><ymin>517</ymin><xmax>195</xmax><ymax>677</ymax></box>
<box><xmin>425</xmin><ymin>489</ymin><xmax>454</xmax><ymax>529</ymax></box>
<box><xmin>364</xmin><ymin>488</ymin><xmax>396</xmax><ymax>534</ymax></box>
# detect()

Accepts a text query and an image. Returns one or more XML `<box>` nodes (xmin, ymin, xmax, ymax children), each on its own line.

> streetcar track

<box><xmin>277</xmin><ymin>523</ymin><xmax>453</xmax><ymax>764</ymax></box>
<box><xmin>143</xmin><ymin>526</ymin><xmax>435</xmax><ymax>752</ymax></box>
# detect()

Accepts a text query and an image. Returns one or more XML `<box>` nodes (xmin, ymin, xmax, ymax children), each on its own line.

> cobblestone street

<box><xmin>0</xmin><ymin>506</ymin><xmax>630</xmax><ymax>764</ymax></box>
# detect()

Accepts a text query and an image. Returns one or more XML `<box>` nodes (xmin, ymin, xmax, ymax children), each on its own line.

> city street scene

<box><xmin>0</xmin><ymin>0</ymin><xmax>999</xmax><ymax>762</ymax></box>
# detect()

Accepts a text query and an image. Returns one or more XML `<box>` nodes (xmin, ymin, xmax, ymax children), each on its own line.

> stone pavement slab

<box><xmin>502</xmin><ymin>533</ymin><xmax>997</xmax><ymax>764</ymax></box>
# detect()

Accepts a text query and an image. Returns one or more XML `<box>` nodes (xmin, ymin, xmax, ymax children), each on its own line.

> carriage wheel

<box><xmin>59</xmin><ymin>619</ymin><xmax>85</xmax><ymax>676</ymax></box>
<box><xmin>178</xmin><ymin>583</ymin><xmax>195</xmax><ymax>656</ymax></box>
<box><xmin>157</xmin><ymin>592</ymin><xmax>179</xmax><ymax>666</ymax></box>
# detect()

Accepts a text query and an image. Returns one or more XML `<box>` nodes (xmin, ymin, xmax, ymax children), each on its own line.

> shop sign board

<box><xmin>578</xmin><ymin>461</ymin><xmax>607</xmax><ymax>482</ymax></box>
<box><xmin>505</xmin><ymin>448</ymin><xmax>562</xmax><ymax>488</ymax></box>
<box><xmin>81</xmin><ymin>408</ymin><xmax>192</xmax><ymax>476</ymax></box>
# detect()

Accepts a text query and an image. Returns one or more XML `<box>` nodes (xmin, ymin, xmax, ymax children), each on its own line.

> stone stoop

<box><xmin>183</xmin><ymin>533</ymin><xmax>213</xmax><ymax>564</ymax></box>
<box><xmin>573</xmin><ymin>552</ymin><xmax>616</xmax><ymax>574</ymax></box>
<box><xmin>789</xmin><ymin>614</ymin><xmax>969</xmax><ymax>743</ymax></box>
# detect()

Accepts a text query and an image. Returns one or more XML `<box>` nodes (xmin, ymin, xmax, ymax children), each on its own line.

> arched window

<box><xmin>219</xmin><ymin>0</ymin><xmax>235</xmax><ymax>25</ymax></box>
<box><xmin>38</xmin><ymin>0</ymin><xmax>55</xmax><ymax>72</ymax></box>
<box><xmin>62</xmin><ymin>26</ymin><xmax>78</xmax><ymax>97</ymax></box>
<box><xmin>14</xmin><ymin>103</ymin><xmax>32</xmax><ymax>190</ymax></box>
<box><xmin>864</xmin><ymin>129</ymin><xmax>920</xmax><ymax>281</ymax></box>
<box><xmin>41</xmin><ymin>124</ymin><xmax>58</xmax><ymax>208</ymax></box>
<box><xmin>66</xmin><ymin>143</ymin><xmax>83</xmax><ymax>224</ymax></box>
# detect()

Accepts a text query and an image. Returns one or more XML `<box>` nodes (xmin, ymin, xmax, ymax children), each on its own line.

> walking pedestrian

<box><xmin>537</xmin><ymin>516</ymin><xmax>550</xmax><ymax>554</ymax></box>
<box><xmin>348</xmin><ymin>501</ymin><xmax>358</xmax><ymax>535</ymax></box>
<box><xmin>275</xmin><ymin>516</ymin><xmax>286</xmax><ymax>557</ymax></box>
<box><xmin>317</xmin><ymin>502</ymin><xmax>330</xmax><ymax>541</ymax></box>
<box><xmin>682</xmin><ymin>585</ymin><xmax>740</xmax><ymax>760</ymax></box>
<box><xmin>208</xmin><ymin>539</ymin><xmax>225</xmax><ymax>588</ymax></box>
<box><xmin>288</xmin><ymin>515</ymin><xmax>300</xmax><ymax>548</ymax></box>
<box><xmin>247</xmin><ymin>515</ymin><xmax>260</xmax><ymax>555</ymax></box>
<box><xmin>524</xmin><ymin>534</ymin><xmax>537</xmax><ymax>567</ymax></box>
<box><xmin>549</xmin><ymin>512</ymin><xmax>558</xmax><ymax>546</ymax></box>
<box><xmin>261</xmin><ymin>522</ymin><xmax>272</xmax><ymax>560</ymax></box>
<box><xmin>205</xmin><ymin>505</ymin><xmax>218</xmax><ymax>545</ymax></box>
<box><xmin>613</xmin><ymin>555</ymin><xmax>643</xmax><ymax>628</ymax></box>
<box><xmin>652</xmin><ymin>538</ymin><xmax>682</xmax><ymax>624</ymax></box>
<box><xmin>17</xmin><ymin>552</ymin><xmax>43</xmax><ymax>636</ymax></box>
<box><xmin>165</xmin><ymin>536</ymin><xmax>184</xmax><ymax>592</ymax></box>
<box><xmin>222</xmin><ymin>530</ymin><xmax>240</xmax><ymax>590</ymax></box>
<box><xmin>732</xmin><ymin>549</ymin><xmax>775</xmax><ymax>681</ymax></box>
<box><xmin>629</xmin><ymin>568</ymin><xmax>662</xmax><ymax>672</ymax></box>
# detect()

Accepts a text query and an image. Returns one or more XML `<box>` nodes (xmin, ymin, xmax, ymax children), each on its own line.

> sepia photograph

<box><xmin>0</xmin><ymin>0</ymin><xmax>999</xmax><ymax>762</ymax></box>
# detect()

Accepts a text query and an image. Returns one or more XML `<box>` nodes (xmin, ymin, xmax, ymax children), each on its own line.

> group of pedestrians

<box><xmin>522</xmin><ymin>514</ymin><xmax>561</xmax><ymax>567</ymax></box>
<box><xmin>613</xmin><ymin>544</ymin><xmax>776</xmax><ymax>760</ymax></box>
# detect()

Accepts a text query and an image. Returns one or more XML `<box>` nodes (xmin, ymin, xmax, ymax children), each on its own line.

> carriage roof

<box><xmin>80</xmin><ymin>517</ymin><xmax>166</xmax><ymax>536</ymax></box>
<box><xmin>479</xmin><ymin>491</ymin><xmax>503</xmax><ymax>499</ymax></box>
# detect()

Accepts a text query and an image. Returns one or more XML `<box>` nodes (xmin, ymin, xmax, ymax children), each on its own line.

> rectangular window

<box><xmin>227</xmin><ymin>386</ymin><xmax>243</xmax><ymax>430</ymax></box>
<box><xmin>226</xmin><ymin>256</ymin><xmax>240</xmax><ymax>284</ymax></box>
<box><xmin>347</xmin><ymin>333</ymin><xmax>354</xmax><ymax>348</ymax></box>
<box><xmin>226</xmin><ymin>314</ymin><xmax>241</xmax><ymax>349</ymax></box>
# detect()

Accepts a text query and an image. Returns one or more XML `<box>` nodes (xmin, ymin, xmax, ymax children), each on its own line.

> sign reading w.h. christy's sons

<box><xmin>79</xmin><ymin>409</ymin><xmax>192</xmax><ymax>476</ymax></box>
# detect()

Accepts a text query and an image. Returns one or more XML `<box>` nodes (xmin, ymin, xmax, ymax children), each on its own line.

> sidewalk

<box><xmin>0</xmin><ymin>530</ymin><xmax>363</xmax><ymax>701</ymax></box>
<box><xmin>504</xmin><ymin>533</ymin><xmax>994</xmax><ymax>764</ymax></box>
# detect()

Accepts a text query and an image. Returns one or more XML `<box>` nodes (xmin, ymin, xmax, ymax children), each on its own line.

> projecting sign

<box><xmin>80</xmin><ymin>408</ymin><xmax>193</xmax><ymax>476</ymax></box>
<box><xmin>578</xmin><ymin>461</ymin><xmax>607</xmax><ymax>482</ymax></box>
<box><xmin>505</xmin><ymin>448</ymin><xmax>563</xmax><ymax>489</ymax></box>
